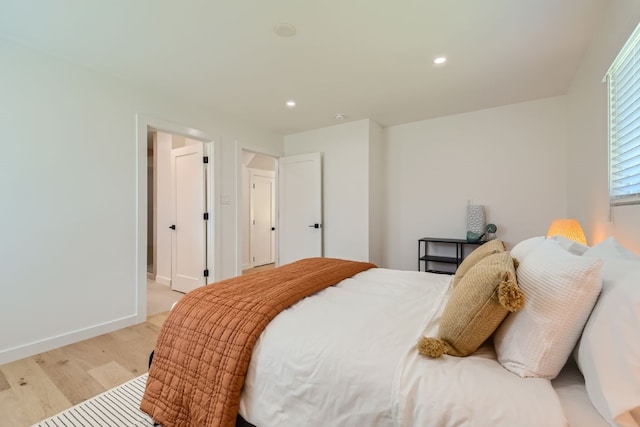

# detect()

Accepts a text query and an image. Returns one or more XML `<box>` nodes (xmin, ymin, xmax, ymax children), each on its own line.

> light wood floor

<box><xmin>1</xmin><ymin>269</ymin><xmax>271</xmax><ymax>426</ymax></box>
<box><xmin>0</xmin><ymin>312</ymin><xmax>168</xmax><ymax>427</ymax></box>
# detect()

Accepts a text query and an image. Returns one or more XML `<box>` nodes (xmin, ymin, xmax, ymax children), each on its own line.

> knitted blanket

<box><xmin>140</xmin><ymin>257</ymin><xmax>375</xmax><ymax>427</ymax></box>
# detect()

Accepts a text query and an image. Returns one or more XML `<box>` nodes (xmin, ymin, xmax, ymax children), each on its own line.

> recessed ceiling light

<box><xmin>286</xmin><ymin>100</ymin><xmax>296</xmax><ymax>108</ymax></box>
<box><xmin>335</xmin><ymin>113</ymin><xmax>345</xmax><ymax>120</ymax></box>
<box><xmin>274</xmin><ymin>23</ymin><xmax>297</xmax><ymax>37</ymax></box>
<box><xmin>433</xmin><ymin>56</ymin><xmax>447</xmax><ymax>65</ymax></box>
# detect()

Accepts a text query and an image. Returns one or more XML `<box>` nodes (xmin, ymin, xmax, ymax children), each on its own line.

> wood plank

<box><xmin>0</xmin><ymin>369</ymin><xmax>9</xmax><ymax>392</ymax></box>
<box><xmin>88</xmin><ymin>361</ymin><xmax>136</xmax><ymax>390</ymax></box>
<box><xmin>92</xmin><ymin>332</ymin><xmax>151</xmax><ymax>377</ymax></box>
<box><xmin>0</xmin><ymin>358</ymin><xmax>71</xmax><ymax>426</ymax></box>
<box><xmin>58</xmin><ymin>333</ymin><xmax>116</xmax><ymax>372</ymax></box>
<box><xmin>97</xmin><ymin>317</ymin><xmax>164</xmax><ymax>376</ymax></box>
<box><xmin>33</xmin><ymin>349</ymin><xmax>105</xmax><ymax>405</ymax></box>
<box><xmin>0</xmin><ymin>312</ymin><xmax>166</xmax><ymax>425</ymax></box>
<box><xmin>147</xmin><ymin>312</ymin><xmax>169</xmax><ymax>328</ymax></box>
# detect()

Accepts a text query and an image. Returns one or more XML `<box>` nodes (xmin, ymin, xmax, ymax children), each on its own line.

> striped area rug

<box><xmin>34</xmin><ymin>374</ymin><xmax>155</xmax><ymax>427</ymax></box>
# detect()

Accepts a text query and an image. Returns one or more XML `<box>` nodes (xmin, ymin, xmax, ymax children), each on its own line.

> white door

<box><xmin>278</xmin><ymin>152</ymin><xmax>322</xmax><ymax>265</ymax></box>
<box><xmin>250</xmin><ymin>173</ymin><xmax>275</xmax><ymax>266</ymax></box>
<box><xmin>171</xmin><ymin>144</ymin><xmax>207</xmax><ymax>293</ymax></box>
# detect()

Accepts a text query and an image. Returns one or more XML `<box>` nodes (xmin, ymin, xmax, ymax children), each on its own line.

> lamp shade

<box><xmin>546</xmin><ymin>218</ymin><xmax>587</xmax><ymax>245</ymax></box>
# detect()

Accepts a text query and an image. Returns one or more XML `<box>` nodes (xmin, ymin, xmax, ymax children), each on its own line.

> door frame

<box><xmin>136</xmin><ymin>114</ymin><xmax>220</xmax><ymax>322</ymax></box>
<box><xmin>235</xmin><ymin>141</ymin><xmax>282</xmax><ymax>276</ymax></box>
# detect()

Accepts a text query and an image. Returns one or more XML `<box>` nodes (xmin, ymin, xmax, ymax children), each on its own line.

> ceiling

<box><xmin>0</xmin><ymin>0</ymin><xmax>609</xmax><ymax>135</ymax></box>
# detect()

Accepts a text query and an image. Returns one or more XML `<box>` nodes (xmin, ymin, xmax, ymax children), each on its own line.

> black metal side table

<box><xmin>418</xmin><ymin>237</ymin><xmax>485</xmax><ymax>274</ymax></box>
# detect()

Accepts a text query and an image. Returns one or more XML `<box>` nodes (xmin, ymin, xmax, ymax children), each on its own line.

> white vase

<box><xmin>466</xmin><ymin>205</ymin><xmax>486</xmax><ymax>235</ymax></box>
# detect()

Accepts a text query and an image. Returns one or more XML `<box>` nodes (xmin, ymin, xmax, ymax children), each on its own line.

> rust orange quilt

<box><xmin>140</xmin><ymin>257</ymin><xmax>375</xmax><ymax>427</ymax></box>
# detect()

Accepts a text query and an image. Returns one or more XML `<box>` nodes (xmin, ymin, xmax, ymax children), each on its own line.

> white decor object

<box><xmin>466</xmin><ymin>204</ymin><xmax>486</xmax><ymax>235</ymax></box>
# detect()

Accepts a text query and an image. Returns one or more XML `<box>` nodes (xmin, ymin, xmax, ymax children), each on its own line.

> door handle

<box><xmin>169</xmin><ymin>225</ymin><xmax>176</xmax><ymax>230</ymax></box>
<box><xmin>308</xmin><ymin>223</ymin><xmax>321</xmax><ymax>229</ymax></box>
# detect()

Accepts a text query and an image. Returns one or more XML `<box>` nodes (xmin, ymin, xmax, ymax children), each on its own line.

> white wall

<box><xmin>284</xmin><ymin>119</ymin><xmax>375</xmax><ymax>262</ymax></box>
<box><xmin>384</xmin><ymin>96</ymin><xmax>569</xmax><ymax>271</ymax></box>
<box><xmin>0</xmin><ymin>39</ymin><xmax>283</xmax><ymax>364</ymax></box>
<box><xmin>566</xmin><ymin>0</ymin><xmax>640</xmax><ymax>253</ymax></box>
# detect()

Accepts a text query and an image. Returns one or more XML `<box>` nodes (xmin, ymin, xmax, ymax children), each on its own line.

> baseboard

<box><xmin>146</xmin><ymin>271</ymin><xmax>154</xmax><ymax>280</ymax></box>
<box><xmin>154</xmin><ymin>275</ymin><xmax>171</xmax><ymax>286</ymax></box>
<box><xmin>0</xmin><ymin>315</ymin><xmax>138</xmax><ymax>365</ymax></box>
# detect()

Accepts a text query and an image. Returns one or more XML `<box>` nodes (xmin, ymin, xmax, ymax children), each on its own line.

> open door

<box><xmin>278</xmin><ymin>152</ymin><xmax>322</xmax><ymax>265</ymax></box>
<box><xmin>170</xmin><ymin>143</ymin><xmax>207</xmax><ymax>293</ymax></box>
<box><xmin>250</xmin><ymin>172</ymin><xmax>275</xmax><ymax>266</ymax></box>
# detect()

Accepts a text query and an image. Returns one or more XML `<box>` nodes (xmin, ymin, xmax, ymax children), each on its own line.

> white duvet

<box><xmin>239</xmin><ymin>268</ymin><xmax>568</xmax><ymax>427</ymax></box>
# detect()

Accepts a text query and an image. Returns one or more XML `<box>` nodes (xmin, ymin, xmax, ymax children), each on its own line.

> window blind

<box><xmin>608</xmin><ymin>24</ymin><xmax>640</xmax><ymax>206</ymax></box>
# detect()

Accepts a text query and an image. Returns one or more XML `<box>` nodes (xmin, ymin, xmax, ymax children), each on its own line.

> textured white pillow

<box><xmin>583</xmin><ymin>236</ymin><xmax>640</xmax><ymax>261</ymax></box>
<box><xmin>575</xmin><ymin>265</ymin><xmax>640</xmax><ymax>427</ymax></box>
<box><xmin>549</xmin><ymin>235</ymin><xmax>590</xmax><ymax>255</ymax></box>
<box><xmin>494</xmin><ymin>239</ymin><xmax>603</xmax><ymax>379</ymax></box>
<box><xmin>509</xmin><ymin>236</ymin><xmax>545</xmax><ymax>262</ymax></box>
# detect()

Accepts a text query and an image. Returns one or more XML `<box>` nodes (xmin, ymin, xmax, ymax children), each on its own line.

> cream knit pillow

<box><xmin>418</xmin><ymin>252</ymin><xmax>524</xmax><ymax>358</ymax></box>
<box><xmin>494</xmin><ymin>239</ymin><xmax>603</xmax><ymax>379</ymax></box>
<box><xmin>452</xmin><ymin>239</ymin><xmax>505</xmax><ymax>288</ymax></box>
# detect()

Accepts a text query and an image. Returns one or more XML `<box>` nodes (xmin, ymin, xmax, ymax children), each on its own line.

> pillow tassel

<box><xmin>497</xmin><ymin>276</ymin><xmax>525</xmax><ymax>312</ymax></box>
<box><xmin>417</xmin><ymin>337</ymin><xmax>450</xmax><ymax>358</ymax></box>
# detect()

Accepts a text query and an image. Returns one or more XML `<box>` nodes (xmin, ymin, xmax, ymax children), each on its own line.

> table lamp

<box><xmin>546</xmin><ymin>218</ymin><xmax>587</xmax><ymax>245</ymax></box>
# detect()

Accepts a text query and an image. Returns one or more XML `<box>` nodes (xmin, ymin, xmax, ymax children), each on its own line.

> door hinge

<box><xmin>203</xmin><ymin>156</ymin><xmax>209</xmax><ymax>164</ymax></box>
<box><xmin>204</xmin><ymin>269</ymin><xmax>209</xmax><ymax>277</ymax></box>
<box><xmin>252</xmin><ymin>183</ymin><xmax>255</xmax><ymax>189</ymax></box>
<box><xmin>204</xmin><ymin>212</ymin><xmax>209</xmax><ymax>220</ymax></box>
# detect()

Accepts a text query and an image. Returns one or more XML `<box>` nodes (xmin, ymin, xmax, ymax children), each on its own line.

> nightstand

<box><xmin>418</xmin><ymin>237</ymin><xmax>485</xmax><ymax>274</ymax></box>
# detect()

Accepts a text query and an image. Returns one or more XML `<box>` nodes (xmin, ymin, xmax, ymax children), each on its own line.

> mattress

<box><xmin>238</xmin><ymin>268</ymin><xmax>572</xmax><ymax>427</ymax></box>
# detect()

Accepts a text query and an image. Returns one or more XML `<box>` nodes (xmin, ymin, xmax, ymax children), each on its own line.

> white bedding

<box><xmin>239</xmin><ymin>268</ymin><xmax>570</xmax><ymax>427</ymax></box>
<box><xmin>552</xmin><ymin>359</ymin><xmax>609</xmax><ymax>427</ymax></box>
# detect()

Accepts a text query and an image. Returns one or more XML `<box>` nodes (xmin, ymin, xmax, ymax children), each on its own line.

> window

<box><xmin>607</xmin><ymin>23</ymin><xmax>640</xmax><ymax>206</ymax></box>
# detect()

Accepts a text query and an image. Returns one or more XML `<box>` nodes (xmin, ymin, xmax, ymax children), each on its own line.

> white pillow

<box><xmin>509</xmin><ymin>236</ymin><xmax>545</xmax><ymax>262</ymax></box>
<box><xmin>549</xmin><ymin>235</ymin><xmax>590</xmax><ymax>255</ymax></box>
<box><xmin>575</xmin><ymin>266</ymin><xmax>640</xmax><ymax>427</ymax></box>
<box><xmin>598</xmin><ymin>258</ymin><xmax>640</xmax><ymax>290</ymax></box>
<box><xmin>494</xmin><ymin>239</ymin><xmax>603</xmax><ymax>379</ymax></box>
<box><xmin>583</xmin><ymin>236</ymin><xmax>640</xmax><ymax>261</ymax></box>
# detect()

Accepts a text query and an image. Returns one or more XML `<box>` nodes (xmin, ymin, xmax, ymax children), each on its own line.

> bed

<box><xmin>141</xmin><ymin>236</ymin><xmax>640</xmax><ymax>427</ymax></box>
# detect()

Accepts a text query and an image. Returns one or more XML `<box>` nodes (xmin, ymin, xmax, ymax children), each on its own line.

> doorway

<box><xmin>136</xmin><ymin>115</ymin><xmax>219</xmax><ymax>322</ymax></box>
<box><xmin>238</xmin><ymin>149</ymin><xmax>323</xmax><ymax>274</ymax></box>
<box><xmin>241</xmin><ymin>150</ymin><xmax>277</xmax><ymax>271</ymax></box>
<box><xmin>147</xmin><ymin>130</ymin><xmax>211</xmax><ymax>293</ymax></box>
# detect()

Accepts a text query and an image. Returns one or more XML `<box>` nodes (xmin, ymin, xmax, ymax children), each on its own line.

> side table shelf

<box><xmin>418</xmin><ymin>237</ymin><xmax>484</xmax><ymax>274</ymax></box>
